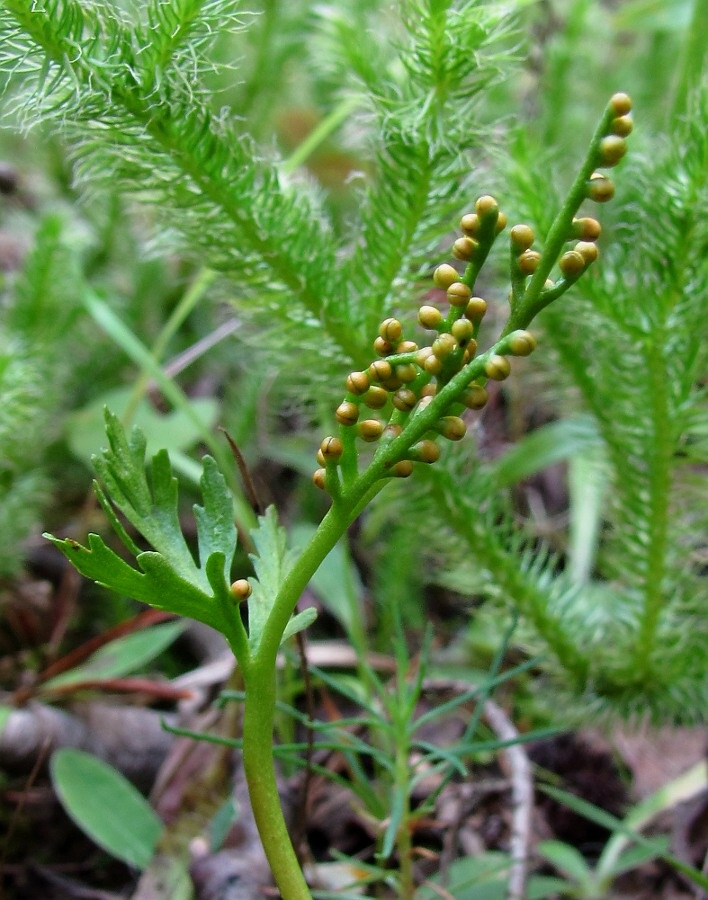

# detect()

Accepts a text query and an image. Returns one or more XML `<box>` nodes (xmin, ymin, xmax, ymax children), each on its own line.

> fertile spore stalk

<box><xmin>239</xmin><ymin>93</ymin><xmax>633</xmax><ymax>900</ymax></box>
<box><xmin>311</xmin><ymin>178</ymin><xmax>606</xmax><ymax>510</ymax></box>
<box><xmin>314</xmin><ymin>92</ymin><xmax>634</xmax><ymax>509</ymax></box>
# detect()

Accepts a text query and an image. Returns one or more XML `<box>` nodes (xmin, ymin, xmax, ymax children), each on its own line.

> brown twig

<box><xmin>34</xmin><ymin>609</ymin><xmax>175</xmax><ymax>684</ymax></box>
<box><xmin>39</xmin><ymin>677</ymin><xmax>194</xmax><ymax>701</ymax></box>
<box><xmin>45</xmin><ymin>564</ymin><xmax>81</xmax><ymax>659</ymax></box>
<box><xmin>219</xmin><ymin>427</ymin><xmax>265</xmax><ymax>516</ymax></box>
<box><xmin>477</xmin><ymin>697</ymin><xmax>533</xmax><ymax>900</ymax></box>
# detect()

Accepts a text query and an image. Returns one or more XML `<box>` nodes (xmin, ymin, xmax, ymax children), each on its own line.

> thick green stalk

<box><xmin>240</xmin><ymin>502</ymin><xmax>355</xmax><ymax>899</ymax></box>
<box><xmin>242</xmin><ymin>659</ymin><xmax>311</xmax><ymax>899</ymax></box>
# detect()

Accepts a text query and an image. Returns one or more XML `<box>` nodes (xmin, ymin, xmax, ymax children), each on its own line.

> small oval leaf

<box><xmin>51</xmin><ymin>748</ymin><xmax>163</xmax><ymax>869</ymax></box>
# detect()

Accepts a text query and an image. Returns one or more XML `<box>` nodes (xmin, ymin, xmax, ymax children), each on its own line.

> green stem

<box><xmin>237</xmin><ymin>340</ymin><xmax>501</xmax><ymax>893</ymax></box>
<box><xmin>259</xmin><ymin>504</ymin><xmax>357</xmax><ymax>670</ymax></box>
<box><xmin>123</xmin><ymin>267</ymin><xmax>216</xmax><ymax>423</ymax></box>
<box><xmin>283</xmin><ymin>96</ymin><xmax>361</xmax><ymax>174</ymax></box>
<box><xmin>242</xmin><ymin>660</ymin><xmax>312</xmax><ymax>899</ymax></box>
<box><xmin>235</xmin><ymin>0</ymin><xmax>281</xmax><ymax>136</ymax></box>
<box><xmin>137</xmin><ymin>112</ymin><xmax>365</xmax><ymax>367</ymax></box>
<box><xmin>392</xmin><ymin>672</ymin><xmax>415</xmax><ymax>900</ymax></box>
<box><xmin>350</xmin><ymin>143</ymin><xmax>434</xmax><ymax>340</ymax></box>
<box><xmin>240</xmin><ymin>502</ymin><xmax>358</xmax><ymax>899</ymax></box>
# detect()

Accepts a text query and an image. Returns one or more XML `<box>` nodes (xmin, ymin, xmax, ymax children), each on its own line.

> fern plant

<box><xmin>1</xmin><ymin>0</ymin><xmax>704</xmax><ymax>896</ymax></box>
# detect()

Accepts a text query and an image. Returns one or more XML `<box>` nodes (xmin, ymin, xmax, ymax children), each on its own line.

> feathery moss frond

<box><xmin>0</xmin><ymin>0</ymin><xmax>362</xmax><ymax>361</ymax></box>
<box><xmin>319</xmin><ymin>0</ymin><xmax>517</xmax><ymax>338</ymax></box>
<box><xmin>0</xmin><ymin>0</ymin><xmax>521</xmax><ymax>379</ymax></box>
<box><xmin>413</xmin><ymin>460</ymin><xmax>591</xmax><ymax>690</ymax></box>
<box><xmin>0</xmin><ymin>213</ymin><xmax>86</xmax><ymax>575</ymax></box>
<box><xmin>136</xmin><ymin>0</ymin><xmax>246</xmax><ymax>91</ymax></box>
